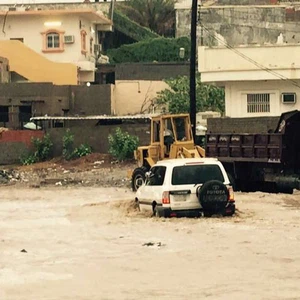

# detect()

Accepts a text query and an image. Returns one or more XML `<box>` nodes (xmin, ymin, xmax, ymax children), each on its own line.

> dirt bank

<box><xmin>0</xmin><ymin>153</ymin><xmax>135</xmax><ymax>188</ymax></box>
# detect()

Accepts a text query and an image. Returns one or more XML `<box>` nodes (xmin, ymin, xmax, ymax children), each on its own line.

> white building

<box><xmin>0</xmin><ymin>8</ymin><xmax>112</xmax><ymax>83</ymax></box>
<box><xmin>198</xmin><ymin>44</ymin><xmax>300</xmax><ymax>118</ymax></box>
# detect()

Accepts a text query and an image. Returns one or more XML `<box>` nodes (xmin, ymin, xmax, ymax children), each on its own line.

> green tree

<box><xmin>156</xmin><ymin>75</ymin><xmax>225</xmax><ymax>114</ymax></box>
<box><xmin>117</xmin><ymin>0</ymin><xmax>176</xmax><ymax>37</ymax></box>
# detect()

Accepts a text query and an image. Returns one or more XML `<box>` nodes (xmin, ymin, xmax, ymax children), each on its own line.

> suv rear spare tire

<box><xmin>198</xmin><ymin>180</ymin><xmax>229</xmax><ymax>214</ymax></box>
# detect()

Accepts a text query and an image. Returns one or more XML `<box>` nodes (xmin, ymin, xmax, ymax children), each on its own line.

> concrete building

<box><xmin>0</xmin><ymin>8</ymin><xmax>112</xmax><ymax>83</ymax></box>
<box><xmin>0</xmin><ymin>82</ymin><xmax>112</xmax><ymax>129</ymax></box>
<box><xmin>198</xmin><ymin>44</ymin><xmax>300</xmax><ymax>117</ymax></box>
<box><xmin>0</xmin><ymin>56</ymin><xmax>10</xmax><ymax>83</ymax></box>
<box><xmin>0</xmin><ymin>40</ymin><xmax>78</xmax><ymax>85</ymax></box>
<box><xmin>175</xmin><ymin>2</ymin><xmax>300</xmax><ymax>47</ymax></box>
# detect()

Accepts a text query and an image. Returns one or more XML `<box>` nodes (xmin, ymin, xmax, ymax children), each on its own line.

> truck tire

<box><xmin>198</xmin><ymin>180</ymin><xmax>229</xmax><ymax>215</ymax></box>
<box><xmin>131</xmin><ymin>167</ymin><xmax>148</xmax><ymax>191</ymax></box>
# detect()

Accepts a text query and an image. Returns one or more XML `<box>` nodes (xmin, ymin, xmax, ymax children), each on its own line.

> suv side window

<box><xmin>146</xmin><ymin>166</ymin><xmax>166</xmax><ymax>186</ymax></box>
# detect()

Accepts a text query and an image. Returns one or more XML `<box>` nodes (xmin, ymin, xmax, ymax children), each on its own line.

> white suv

<box><xmin>135</xmin><ymin>158</ymin><xmax>235</xmax><ymax>217</ymax></box>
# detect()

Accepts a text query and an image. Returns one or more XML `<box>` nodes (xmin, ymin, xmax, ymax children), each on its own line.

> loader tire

<box><xmin>131</xmin><ymin>167</ymin><xmax>147</xmax><ymax>191</ymax></box>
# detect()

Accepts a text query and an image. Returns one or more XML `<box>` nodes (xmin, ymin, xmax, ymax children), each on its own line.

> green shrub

<box><xmin>108</xmin><ymin>128</ymin><xmax>139</xmax><ymax>161</ymax></box>
<box><xmin>113</xmin><ymin>10</ymin><xmax>159</xmax><ymax>42</ymax></box>
<box><xmin>73</xmin><ymin>144</ymin><xmax>92</xmax><ymax>158</ymax></box>
<box><xmin>62</xmin><ymin>129</ymin><xmax>92</xmax><ymax>160</ymax></box>
<box><xmin>107</xmin><ymin>36</ymin><xmax>190</xmax><ymax>63</ymax></box>
<box><xmin>62</xmin><ymin>129</ymin><xmax>75</xmax><ymax>160</ymax></box>
<box><xmin>20</xmin><ymin>134</ymin><xmax>53</xmax><ymax>165</ymax></box>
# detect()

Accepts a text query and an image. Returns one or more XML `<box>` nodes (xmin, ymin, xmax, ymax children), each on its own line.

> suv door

<box><xmin>137</xmin><ymin>166</ymin><xmax>167</xmax><ymax>212</ymax></box>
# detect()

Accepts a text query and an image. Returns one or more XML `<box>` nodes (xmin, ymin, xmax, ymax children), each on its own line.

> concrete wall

<box><xmin>48</xmin><ymin>123</ymin><xmax>150</xmax><ymax>156</ymax></box>
<box><xmin>0</xmin><ymin>2</ymin><xmax>111</xmax><ymax>14</ymax></box>
<box><xmin>70</xmin><ymin>85</ymin><xmax>112</xmax><ymax>115</ymax></box>
<box><xmin>0</xmin><ymin>83</ymin><xmax>112</xmax><ymax>128</ymax></box>
<box><xmin>0</xmin><ymin>130</ymin><xmax>44</xmax><ymax>164</ymax></box>
<box><xmin>0</xmin><ymin>14</ymin><xmax>82</xmax><ymax>62</ymax></box>
<box><xmin>115</xmin><ymin>63</ymin><xmax>190</xmax><ymax>81</ymax></box>
<box><xmin>176</xmin><ymin>5</ymin><xmax>300</xmax><ymax>47</ymax></box>
<box><xmin>0</xmin><ymin>57</ymin><xmax>10</xmax><ymax>83</ymax></box>
<box><xmin>0</xmin><ymin>122</ymin><xmax>150</xmax><ymax>164</ymax></box>
<box><xmin>225</xmin><ymin>80</ymin><xmax>300</xmax><ymax>117</ymax></box>
<box><xmin>113</xmin><ymin>80</ymin><xmax>169</xmax><ymax>115</ymax></box>
<box><xmin>207</xmin><ymin>115</ymin><xmax>280</xmax><ymax>133</ymax></box>
<box><xmin>198</xmin><ymin>44</ymin><xmax>300</xmax><ymax>83</ymax></box>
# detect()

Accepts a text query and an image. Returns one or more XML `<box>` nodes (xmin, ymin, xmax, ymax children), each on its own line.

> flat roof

<box><xmin>30</xmin><ymin>114</ymin><xmax>159</xmax><ymax>121</ymax></box>
<box><xmin>0</xmin><ymin>9</ymin><xmax>112</xmax><ymax>24</ymax></box>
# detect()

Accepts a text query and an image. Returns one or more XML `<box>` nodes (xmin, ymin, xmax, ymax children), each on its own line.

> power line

<box><xmin>200</xmin><ymin>23</ymin><xmax>300</xmax><ymax>89</ymax></box>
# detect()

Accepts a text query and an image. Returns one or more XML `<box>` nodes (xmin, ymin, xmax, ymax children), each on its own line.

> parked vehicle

<box><xmin>206</xmin><ymin>110</ymin><xmax>300</xmax><ymax>194</ymax></box>
<box><xmin>131</xmin><ymin>114</ymin><xmax>205</xmax><ymax>191</ymax></box>
<box><xmin>135</xmin><ymin>158</ymin><xmax>235</xmax><ymax>217</ymax></box>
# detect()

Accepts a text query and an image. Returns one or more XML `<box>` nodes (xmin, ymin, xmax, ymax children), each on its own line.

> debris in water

<box><xmin>142</xmin><ymin>242</ymin><xmax>165</xmax><ymax>247</ymax></box>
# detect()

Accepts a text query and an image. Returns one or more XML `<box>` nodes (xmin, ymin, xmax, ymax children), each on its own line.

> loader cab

<box><xmin>151</xmin><ymin>114</ymin><xmax>194</xmax><ymax>158</ymax></box>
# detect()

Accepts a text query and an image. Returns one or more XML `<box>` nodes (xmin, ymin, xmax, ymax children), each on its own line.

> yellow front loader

<box><xmin>131</xmin><ymin>113</ymin><xmax>205</xmax><ymax>191</ymax></box>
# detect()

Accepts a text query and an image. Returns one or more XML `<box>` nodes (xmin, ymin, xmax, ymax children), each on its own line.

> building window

<box><xmin>0</xmin><ymin>106</ymin><xmax>9</xmax><ymax>123</ymax></box>
<box><xmin>81</xmin><ymin>30</ymin><xmax>87</xmax><ymax>54</ymax></box>
<box><xmin>90</xmin><ymin>38</ymin><xmax>93</xmax><ymax>54</ymax></box>
<box><xmin>247</xmin><ymin>93</ymin><xmax>270</xmax><ymax>113</ymax></box>
<box><xmin>41</xmin><ymin>29</ymin><xmax>64</xmax><ymax>53</ymax></box>
<box><xmin>10</xmin><ymin>38</ymin><xmax>24</xmax><ymax>43</ymax></box>
<box><xmin>47</xmin><ymin>32</ymin><xmax>60</xmax><ymax>48</ymax></box>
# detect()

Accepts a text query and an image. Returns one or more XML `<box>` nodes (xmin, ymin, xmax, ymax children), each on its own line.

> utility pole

<box><xmin>190</xmin><ymin>0</ymin><xmax>198</xmax><ymax>139</ymax></box>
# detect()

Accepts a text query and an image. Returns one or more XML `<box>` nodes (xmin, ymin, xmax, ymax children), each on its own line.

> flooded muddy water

<box><xmin>1</xmin><ymin>187</ymin><xmax>300</xmax><ymax>300</ymax></box>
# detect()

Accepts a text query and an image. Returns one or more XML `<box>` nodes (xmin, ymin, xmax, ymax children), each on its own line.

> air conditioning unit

<box><xmin>64</xmin><ymin>35</ymin><xmax>75</xmax><ymax>44</ymax></box>
<box><xmin>282</xmin><ymin>93</ymin><xmax>296</xmax><ymax>104</ymax></box>
<box><xmin>94</xmin><ymin>44</ymin><xmax>102</xmax><ymax>56</ymax></box>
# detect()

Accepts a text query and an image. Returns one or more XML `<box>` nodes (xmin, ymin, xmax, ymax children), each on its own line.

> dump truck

<box><xmin>131</xmin><ymin>113</ymin><xmax>205</xmax><ymax>191</ymax></box>
<box><xmin>205</xmin><ymin>110</ymin><xmax>300</xmax><ymax>194</ymax></box>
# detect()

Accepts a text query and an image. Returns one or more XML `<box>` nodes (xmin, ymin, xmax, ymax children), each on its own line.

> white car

<box><xmin>135</xmin><ymin>158</ymin><xmax>235</xmax><ymax>217</ymax></box>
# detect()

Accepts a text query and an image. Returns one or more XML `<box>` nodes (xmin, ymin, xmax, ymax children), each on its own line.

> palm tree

<box><xmin>117</xmin><ymin>0</ymin><xmax>176</xmax><ymax>37</ymax></box>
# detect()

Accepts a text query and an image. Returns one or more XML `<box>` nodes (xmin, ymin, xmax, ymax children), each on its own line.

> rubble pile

<box><xmin>0</xmin><ymin>154</ymin><xmax>134</xmax><ymax>188</ymax></box>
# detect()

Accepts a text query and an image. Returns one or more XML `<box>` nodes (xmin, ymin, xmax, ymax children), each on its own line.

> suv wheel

<box><xmin>198</xmin><ymin>180</ymin><xmax>229</xmax><ymax>215</ymax></box>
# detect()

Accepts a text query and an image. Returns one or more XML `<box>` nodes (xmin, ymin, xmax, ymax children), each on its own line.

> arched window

<box><xmin>81</xmin><ymin>30</ymin><xmax>87</xmax><ymax>54</ymax></box>
<box><xmin>47</xmin><ymin>32</ymin><xmax>60</xmax><ymax>49</ymax></box>
<box><xmin>41</xmin><ymin>29</ymin><xmax>64</xmax><ymax>53</ymax></box>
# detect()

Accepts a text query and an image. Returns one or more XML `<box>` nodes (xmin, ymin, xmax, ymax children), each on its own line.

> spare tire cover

<box><xmin>198</xmin><ymin>180</ymin><xmax>229</xmax><ymax>212</ymax></box>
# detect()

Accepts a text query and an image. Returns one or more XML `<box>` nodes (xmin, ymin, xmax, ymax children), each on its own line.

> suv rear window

<box><xmin>171</xmin><ymin>164</ymin><xmax>224</xmax><ymax>185</ymax></box>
